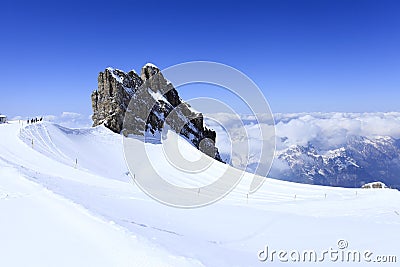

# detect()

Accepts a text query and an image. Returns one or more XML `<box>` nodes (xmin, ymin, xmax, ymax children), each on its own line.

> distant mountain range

<box><xmin>207</xmin><ymin>112</ymin><xmax>400</xmax><ymax>190</ymax></box>
<box><xmin>271</xmin><ymin>135</ymin><xmax>400</xmax><ymax>189</ymax></box>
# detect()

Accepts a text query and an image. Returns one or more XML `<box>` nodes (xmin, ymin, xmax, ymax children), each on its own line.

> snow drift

<box><xmin>0</xmin><ymin>120</ymin><xmax>399</xmax><ymax>266</ymax></box>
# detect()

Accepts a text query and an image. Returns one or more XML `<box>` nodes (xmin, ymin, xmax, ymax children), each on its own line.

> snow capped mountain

<box><xmin>92</xmin><ymin>64</ymin><xmax>223</xmax><ymax>161</ymax></box>
<box><xmin>272</xmin><ymin>135</ymin><xmax>400</xmax><ymax>189</ymax></box>
<box><xmin>207</xmin><ymin>112</ymin><xmax>400</xmax><ymax>190</ymax></box>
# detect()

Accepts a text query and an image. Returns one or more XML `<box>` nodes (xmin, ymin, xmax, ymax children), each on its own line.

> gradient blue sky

<box><xmin>1</xmin><ymin>0</ymin><xmax>399</xmax><ymax>118</ymax></box>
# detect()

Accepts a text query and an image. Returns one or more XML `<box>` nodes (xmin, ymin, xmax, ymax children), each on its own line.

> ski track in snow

<box><xmin>1</xmin><ymin>121</ymin><xmax>400</xmax><ymax>267</ymax></box>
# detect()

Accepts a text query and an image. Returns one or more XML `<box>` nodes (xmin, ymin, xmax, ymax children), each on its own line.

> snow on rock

<box><xmin>147</xmin><ymin>87</ymin><xmax>169</xmax><ymax>103</ymax></box>
<box><xmin>144</xmin><ymin>62</ymin><xmax>158</xmax><ymax>68</ymax></box>
<box><xmin>92</xmin><ymin>64</ymin><xmax>223</xmax><ymax>161</ymax></box>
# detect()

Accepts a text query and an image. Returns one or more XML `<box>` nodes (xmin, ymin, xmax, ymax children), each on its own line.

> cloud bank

<box><xmin>205</xmin><ymin>112</ymin><xmax>400</xmax><ymax>175</ymax></box>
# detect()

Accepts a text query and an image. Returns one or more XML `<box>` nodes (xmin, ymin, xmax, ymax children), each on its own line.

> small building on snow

<box><xmin>0</xmin><ymin>114</ymin><xmax>7</xmax><ymax>123</ymax></box>
<box><xmin>361</xmin><ymin>181</ymin><xmax>387</xmax><ymax>189</ymax></box>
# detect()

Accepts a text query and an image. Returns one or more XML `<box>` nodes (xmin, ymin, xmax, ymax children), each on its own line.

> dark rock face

<box><xmin>91</xmin><ymin>64</ymin><xmax>223</xmax><ymax>161</ymax></box>
<box><xmin>91</xmin><ymin>68</ymin><xmax>142</xmax><ymax>133</ymax></box>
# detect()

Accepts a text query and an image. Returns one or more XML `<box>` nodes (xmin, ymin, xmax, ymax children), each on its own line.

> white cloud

<box><xmin>44</xmin><ymin>112</ymin><xmax>92</xmax><ymax>129</ymax></box>
<box><xmin>61</xmin><ymin>112</ymin><xmax>82</xmax><ymax>119</ymax></box>
<box><xmin>11</xmin><ymin>116</ymin><xmax>23</xmax><ymax>120</ymax></box>
<box><xmin>274</xmin><ymin>112</ymin><xmax>400</xmax><ymax>150</ymax></box>
<box><xmin>209</xmin><ymin>112</ymin><xmax>400</xmax><ymax>174</ymax></box>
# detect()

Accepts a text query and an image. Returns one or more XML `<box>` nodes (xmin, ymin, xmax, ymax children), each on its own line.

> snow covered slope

<box><xmin>1</xmin><ymin>121</ymin><xmax>399</xmax><ymax>266</ymax></box>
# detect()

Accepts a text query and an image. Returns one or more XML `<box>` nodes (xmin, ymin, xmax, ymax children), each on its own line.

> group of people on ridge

<box><xmin>27</xmin><ymin>117</ymin><xmax>42</xmax><ymax>124</ymax></box>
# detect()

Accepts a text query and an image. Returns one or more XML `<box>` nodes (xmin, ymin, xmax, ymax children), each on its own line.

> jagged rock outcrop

<box><xmin>91</xmin><ymin>68</ymin><xmax>142</xmax><ymax>133</ymax></box>
<box><xmin>91</xmin><ymin>63</ymin><xmax>222</xmax><ymax>161</ymax></box>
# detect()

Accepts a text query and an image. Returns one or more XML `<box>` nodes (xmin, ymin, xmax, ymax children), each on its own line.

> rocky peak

<box><xmin>140</xmin><ymin>63</ymin><xmax>160</xmax><ymax>81</ymax></box>
<box><xmin>91</xmin><ymin>67</ymin><xmax>142</xmax><ymax>133</ymax></box>
<box><xmin>91</xmin><ymin>64</ymin><xmax>223</xmax><ymax>161</ymax></box>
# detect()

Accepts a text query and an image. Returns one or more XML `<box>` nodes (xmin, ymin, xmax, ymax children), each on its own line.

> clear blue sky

<box><xmin>1</xmin><ymin>0</ymin><xmax>399</xmax><ymax>118</ymax></box>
